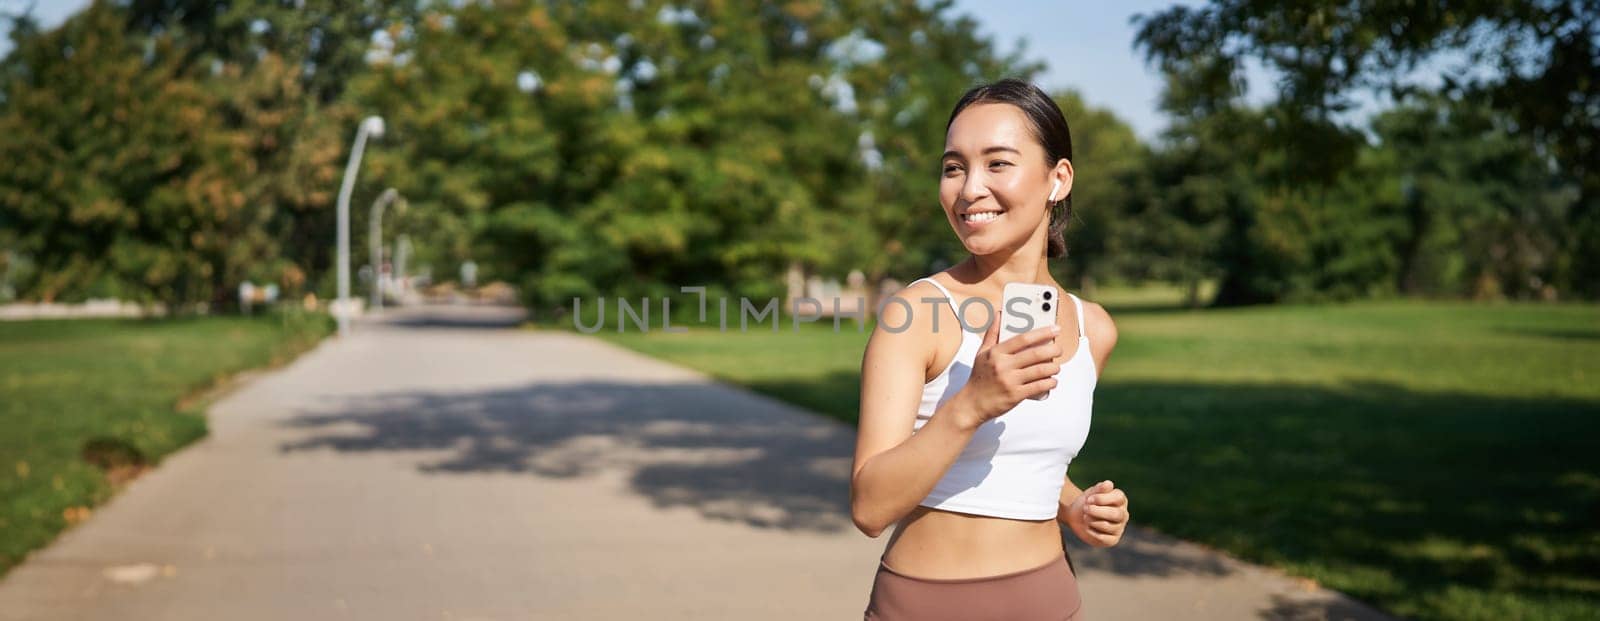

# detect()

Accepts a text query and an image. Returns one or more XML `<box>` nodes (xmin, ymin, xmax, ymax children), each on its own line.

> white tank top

<box><xmin>910</xmin><ymin>276</ymin><xmax>1097</xmax><ymax>520</ymax></box>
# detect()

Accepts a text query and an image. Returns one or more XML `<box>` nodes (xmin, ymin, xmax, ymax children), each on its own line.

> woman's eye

<box><xmin>942</xmin><ymin>165</ymin><xmax>963</xmax><ymax>176</ymax></box>
<box><xmin>988</xmin><ymin>160</ymin><xmax>1012</xmax><ymax>170</ymax></box>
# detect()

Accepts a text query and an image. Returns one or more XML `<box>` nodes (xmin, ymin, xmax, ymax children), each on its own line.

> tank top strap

<box><xmin>914</xmin><ymin>277</ymin><xmax>957</xmax><ymax>307</ymax></box>
<box><xmin>913</xmin><ymin>277</ymin><xmax>979</xmax><ymax>348</ymax></box>
<box><xmin>1067</xmin><ymin>292</ymin><xmax>1087</xmax><ymax>341</ymax></box>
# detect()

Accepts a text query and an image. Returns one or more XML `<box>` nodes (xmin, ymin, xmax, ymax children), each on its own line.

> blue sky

<box><xmin>2</xmin><ymin>0</ymin><xmax>1217</xmax><ymax>139</ymax></box>
<box><xmin>949</xmin><ymin>0</ymin><xmax>1210</xmax><ymax>139</ymax></box>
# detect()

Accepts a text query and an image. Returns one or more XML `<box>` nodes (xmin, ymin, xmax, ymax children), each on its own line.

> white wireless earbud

<box><xmin>1048</xmin><ymin>179</ymin><xmax>1062</xmax><ymax>202</ymax></box>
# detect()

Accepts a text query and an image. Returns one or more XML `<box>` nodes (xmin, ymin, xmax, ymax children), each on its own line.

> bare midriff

<box><xmin>880</xmin><ymin>504</ymin><xmax>1066</xmax><ymax>580</ymax></box>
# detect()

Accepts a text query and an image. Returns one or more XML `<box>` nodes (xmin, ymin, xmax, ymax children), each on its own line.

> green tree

<box><xmin>1050</xmin><ymin>90</ymin><xmax>1148</xmax><ymax>297</ymax></box>
<box><xmin>0</xmin><ymin>2</ymin><xmax>253</xmax><ymax>306</ymax></box>
<box><xmin>1135</xmin><ymin>0</ymin><xmax>1600</xmax><ymax>298</ymax></box>
<box><xmin>119</xmin><ymin>0</ymin><xmax>419</xmax><ymax>298</ymax></box>
<box><xmin>0</xmin><ymin>1</ymin><xmax>355</xmax><ymax>307</ymax></box>
<box><xmin>1365</xmin><ymin>97</ymin><xmax>1573</xmax><ymax>298</ymax></box>
<box><xmin>347</xmin><ymin>0</ymin><xmax>1037</xmax><ymax>314</ymax></box>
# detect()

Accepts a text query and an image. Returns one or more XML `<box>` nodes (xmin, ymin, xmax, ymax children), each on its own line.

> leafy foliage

<box><xmin>0</xmin><ymin>1</ymin><xmax>1592</xmax><ymax>310</ymax></box>
<box><xmin>1135</xmin><ymin>0</ymin><xmax>1595</xmax><ymax>302</ymax></box>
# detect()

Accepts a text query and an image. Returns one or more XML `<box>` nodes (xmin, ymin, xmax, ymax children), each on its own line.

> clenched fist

<box><xmin>1064</xmin><ymin>480</ymin><xmax>1129</xmax><ymax>548</ymax></box>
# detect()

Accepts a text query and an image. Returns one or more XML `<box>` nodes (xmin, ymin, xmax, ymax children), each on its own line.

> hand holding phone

<box><xmin>957</xmin><ymin>282</ymin><xmax>1066</xmax><ymax>426</ymax></box>
<box><xmin>1000</xmin><ymin>283</ymin><xmax>1059</xmax><ymax>343</ymax></box>
<box><xmin>1000</xmin><ymin>282</ymin><xmax>1061</xmax><ymax>400</ymax></box>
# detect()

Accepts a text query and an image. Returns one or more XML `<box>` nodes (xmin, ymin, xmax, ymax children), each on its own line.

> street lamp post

<box><xmin>394</xmin><ymin>235</ymin><xmax>412</xmax><ymax>305</ymax></box>
<box><xmin>335</xmin><ymin>115</ymin><xmax>384</xmax><ymax>337</ymax></box>
<box><xmin>368</xmin><ymin>188</ymin><xmax>402</xmax><ymax>312</ymax></box>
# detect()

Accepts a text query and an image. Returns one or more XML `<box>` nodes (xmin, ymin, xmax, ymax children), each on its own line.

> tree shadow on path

<box><xmin>277</xmin><ymin>380</ymin><xmax>857</xmax><ymax>533</ymax></box>
<box><xmin>275</xmin><ymin>371</ymin><xmax>1276</xmax><ymax>582</ymax></box>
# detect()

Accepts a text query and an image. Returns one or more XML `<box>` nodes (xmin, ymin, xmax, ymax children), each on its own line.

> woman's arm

<box><xmin>849</xmin><ymin>288</ymin><xmax>981</xmax><ymax>537</ymax></box>
<box><xmin>1082</xmin><ymin>299</ymin><xmax>1117</xmax><ymax>380</ymax></box>
<box><xmin>1057</xmin><ymin>300</ymin><xmax>1128</xmax><ymax>545</ymax></box>
<box><xmin>849</xmin><ymin>286</ymin><xmax>1062</xmax><ymax>537</ymax></box>
<box><xmin>1058</xmin><ymin>475</ymin><xmax>1086</xmax><ymax>515</ymax></box>
<box><xmin>1057</xmin><ymin>474</ymin><xmax>1086</xmax><ymax>534</ymax></box>
<box><xmin>1059</xmin><ymin>475</ymin><xmax>1130</xmax><ymax>547</ymax></box>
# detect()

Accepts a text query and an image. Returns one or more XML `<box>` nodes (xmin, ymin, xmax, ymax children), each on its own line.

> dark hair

<box><xmin>944</xmin><ymin>78</ymin><xmax>1074</xmax><ymax>259</ymax></box>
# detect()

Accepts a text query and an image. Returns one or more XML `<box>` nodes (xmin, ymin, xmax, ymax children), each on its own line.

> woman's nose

<box><xmin>961</xmin><ymin>171</ymin><xmax>990</xmax><ymax>203</ymax></box>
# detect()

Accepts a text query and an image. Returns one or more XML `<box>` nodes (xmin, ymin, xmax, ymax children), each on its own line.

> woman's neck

<box><xmin>960</xmin><ymin>248</ymin><xmax>1052</xmax><ymax>292</ymax></box>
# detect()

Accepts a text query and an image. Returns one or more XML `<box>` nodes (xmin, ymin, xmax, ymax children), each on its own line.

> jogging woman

<box><xmin>852</xmin><ymin>78</ymin><xmax>1129</xmax><ymax>620</ymax></box>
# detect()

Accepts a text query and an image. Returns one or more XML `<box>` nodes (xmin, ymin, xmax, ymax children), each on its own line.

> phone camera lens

<box><xmin>1042</xmin><ymin>303</ymin><xmax>1052</xmax><ymax>312</ymax></box>
<box><xmin>1043</xmin><ymin>291</ymin><xmax>1053</xmax><ymax>300</ymax></box>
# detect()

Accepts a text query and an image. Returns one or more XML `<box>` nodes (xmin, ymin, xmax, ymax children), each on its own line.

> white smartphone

<box><xmin>1000</xmin><ymin>282</ymin><xmax>1060</xmax><ymax>400</ymax></box>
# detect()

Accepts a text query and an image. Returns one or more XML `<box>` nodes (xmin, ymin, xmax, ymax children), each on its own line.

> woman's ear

<box><xmin>1052</xmin><ymin>158</ymin><xmax>1075</xmax><ymax>200</ymax></box>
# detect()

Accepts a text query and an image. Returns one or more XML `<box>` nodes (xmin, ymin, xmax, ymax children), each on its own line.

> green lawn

<box><xmin>0</xmin><ymin>310</ymin><xmax>331</xmax><ymax>575</ymax></box>
<box><xmin>599</xmin><ymin>299</ymin><xmax>1600</xmax><ymax>621</ymax></box>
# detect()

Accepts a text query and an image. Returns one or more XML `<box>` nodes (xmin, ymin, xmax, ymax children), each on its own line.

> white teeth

<box><xmin>963</xmin><ymin>211</ymin><xmax>1001</xmax><ymax>223</ymax></box>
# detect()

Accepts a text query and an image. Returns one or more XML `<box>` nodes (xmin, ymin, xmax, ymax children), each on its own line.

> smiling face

<box><xmin>939</xmin><ymin>102</ymin><xmax>1068</xmax><ymax>257</ymax></box>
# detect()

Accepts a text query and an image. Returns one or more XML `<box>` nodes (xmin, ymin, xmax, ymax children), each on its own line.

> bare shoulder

<box><xmin>879</xmin><ymin>279</ymin><xmax>942</xmax><ymax>329</ymax></box>
<box><xmin>1081</xmin><ymin>299</ymin><xmax>1117</xmax><ymax>344</ymax></box>
<box><xmin>1077</xmin><ymin>298</ymin><xmax>1118</xmax><ymax>374</ymax></box>
<box><xmin>862</xmin><ymin>280</ymin><xmax>941</xmax><ymax>368</ymax></box>
<box><xmin>855</xmin><ymin>280</ymin><xmax>945</xmax><ymax>476</ymax></box>
<box><xmin>880</xmin><ymin>279</ymin><xmax>941</xmax><ymax>321</ymax></box>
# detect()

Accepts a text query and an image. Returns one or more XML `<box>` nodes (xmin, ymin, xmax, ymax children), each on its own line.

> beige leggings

<box><xmin>864</xmin><ymin>552</ymin><xmax>1083</xmax><ymax>620</ymax></box>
